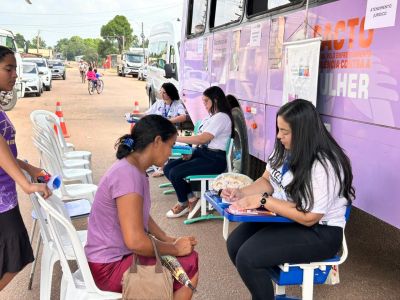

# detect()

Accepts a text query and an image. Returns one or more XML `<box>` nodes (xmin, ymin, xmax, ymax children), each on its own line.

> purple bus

<box><xmin>179</xmin><ymin>0</ymin><xmax>400</xmax><ymax>229</ymax></box>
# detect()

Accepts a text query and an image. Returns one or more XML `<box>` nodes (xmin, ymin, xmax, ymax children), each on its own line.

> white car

<box><xmin>23</xmin><ymin>57</ymin><xmax>52</xmax><ymax>91</ymax></box>
<box><xmin>138</xmin><ymin>64</ymin><xmax>148</xmax><ymax>81</ymax></box>
<box><xmin>22</xmin><ymin>62</ymin><xmax>42</xmax><ymax>97</ymax></box>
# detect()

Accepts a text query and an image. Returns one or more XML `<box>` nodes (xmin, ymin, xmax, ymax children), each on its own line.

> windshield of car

<box><xmin>25</xmin><ymin>59</ymin><xmax>46</xmax><ymax>67</ymax></box>
<box><xmin>23</xmin><ymin>65</ymin><xmax>37</xmax><ymax>74</ymax></box>
<box><xmin>126</xmin><ymin>54</ymin><xmax>144</xmax><ymax>63</ymax></box>
<box><xmin>49</xmin><ymin>61</ymin><xmax>63</xmax><ymax>66</ymax></box>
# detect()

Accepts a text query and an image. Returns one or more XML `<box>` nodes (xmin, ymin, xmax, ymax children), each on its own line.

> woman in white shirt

<box><xmin>221</xmin><ymin>99</ymin><xmax>355</xmax><ymax>300</ymax></box>
<box><xmin>163</xmin><ymin>86</ymin><xmax>234</xmax><ymax>218</ymax></box>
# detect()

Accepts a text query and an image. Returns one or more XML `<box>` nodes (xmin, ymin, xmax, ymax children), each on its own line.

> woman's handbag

<box><xmin>122</xmin><ymin>235</ymin><xmax>173</xmax><ymax>300</ymax></box>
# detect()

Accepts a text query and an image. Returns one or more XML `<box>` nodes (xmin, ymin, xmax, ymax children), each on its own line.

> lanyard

<box><xmin>281</xmin><ymin>156</ymin><xmax>291</xmax><ymax>176</ymax></box>
<box><xmin>163</xmin><ymin>103</ymin><xmax>171</xmax><ymax>118</ymax></box>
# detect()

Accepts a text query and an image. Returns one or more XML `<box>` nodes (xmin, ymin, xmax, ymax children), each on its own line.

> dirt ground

<box><xmin>1</xmin><ymin>64</ymin><xmax>399</xmax><ymax>300</ymax></box>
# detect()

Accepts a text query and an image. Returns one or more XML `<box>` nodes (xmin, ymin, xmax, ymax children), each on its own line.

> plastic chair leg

<box><xmin>159</xmin><ymin>182</ymin><xmax>173</xmax><ymax>188</ymax></box>
<box><xmin>29</xmin><ymin>218</ymin><xmax>37</xmax><ymax>244</ymax></box>
<box><xmin>40</xmin><ymin>243</ymin><xmax>58</xmax><ymax>300</ymax></box>
<box><xmin>184</xmin><ymin>214</ymin><xmax>224</xmax><ymax>224</ymax></box>
<box><xmin>28</xmin><ymin>234</ymin><xmax>42</xmax><ymax>290</ymax></box>
<box><xmin>301</xmin><ymin>267</ymin><xmax>315</xmax><ymax>300</ymax></box>
<box><xmin>163</xmin><ymin>189</ymin><xmax>176</xmax><ymax>195</ymax></box>
<box><xmin>275</xmin><ymin>284</ymin><xmax>286</xmax><ymax>296</ymax></box>
<box><xmin>223</xmin><ymin>218</ymin><xmax>230</xmax><ymax>240</ymax></box>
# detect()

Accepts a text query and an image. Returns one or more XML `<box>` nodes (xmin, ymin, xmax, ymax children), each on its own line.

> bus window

<box><xmin>148</xmin><ymin>41</ymin><xmax>167</xmax><ymax>68</ymax></box>
<box><xmin>187</xmin><ymin>0</ymin><xmax>208</xmax><ymax>36</ymax></box>
<box><xmin>0</xmin><ymin>35</ymin><xmax>16</xmax><ymax>51</ymax></box>
<box><xmin>247</xmin><ymin>0</ymin><xmax>302</xmax><ymax>16</ymax></box>
<box><xmin>212</xmin><ymin>0</ymin><xmax>244</xmax><ymax>28</ymax></box>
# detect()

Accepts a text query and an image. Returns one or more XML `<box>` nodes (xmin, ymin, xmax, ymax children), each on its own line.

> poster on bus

<box><xmin>282</xmin><ymin>37</ymin><xmax>322</xmax><ymax>106</ymax></box>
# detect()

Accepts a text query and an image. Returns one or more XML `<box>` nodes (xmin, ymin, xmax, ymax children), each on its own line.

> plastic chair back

<box><xmin>35</xmin><ymin>192</ymin><xmax>120</xmax><ymax>298</ymax></box>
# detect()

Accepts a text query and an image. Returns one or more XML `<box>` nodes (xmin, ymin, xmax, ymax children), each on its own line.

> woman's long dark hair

<box><xmin>115</xmin><ymin>114</ymin><xmax>177</xmax><ymax>159</ymax></box>
<box><xmin>270</xmin><ymin>99</ymin><xmax>355</xmax><ymax>212</ymax></box>
<box><xmin>0</xmin><ymin>46</ymin><xmax>14</xmax><ymax>62</ymax></box>
<box><xmin>161</xmin><ymin>82</ymin><xmax>179</xmax><ymax>101</ymax></box>
<box><xmin>203</xmin><ymin>86</ymin><xmax>235</xmax><ymax>138</ymax></box>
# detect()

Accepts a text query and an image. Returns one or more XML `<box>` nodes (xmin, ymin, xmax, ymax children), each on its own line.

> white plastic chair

<box><xmin>35</xmin><ymin>192</ymin><xmax>122</xmax><ymax>300</ymax></box>
<box><xmin>184</xmin><ymin>138</ymin><xmax>234</xmax><ymax>224</ymax></box>
<box><xmin>23</xmin><ymin>171</ymin><xmax>91</xmax><ymax>292</ymax></box>
<box><xmin>30</xmin><ymin>110</ymin><xmax>77</xmax><ymax>152</ymax></box>
<box><xmin>27</xmin><ymin>190</ymin><xmax>89</xmax><ymax>300</ymax></box>
<box><xmin>272</xmin><ymin>207</ymin><xmax>351</xmax><ymax>300</ymax></box>
<box><xmin>32</xmin><ymin>136</ymin><xmax>93</xmax><ymax>185</ymax></box>
<box><xmin>32</xmin><ymin>124</ymin><xmax>91</xmax><ymax>170</ymax></box>
<box><xmin>30</xmin><ymin>111</ymin><xmax>92</xmax><ymax>164</ymax></box>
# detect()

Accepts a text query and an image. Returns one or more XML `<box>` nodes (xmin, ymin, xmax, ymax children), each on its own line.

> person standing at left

<box><xmin>0</xmin><ymin>45</ymin><xmax>51</xmax><ymax>291</ymax></box>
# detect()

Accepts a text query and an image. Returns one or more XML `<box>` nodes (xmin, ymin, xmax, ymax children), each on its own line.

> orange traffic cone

<box><xmin>133</xmin><ymin>101</ymin><xmax>140</xmax><ymax>114</ymax></box>
<box><xmin>55</xmin><ymin>101</ymin><xmax>70</xmax><ymax>138</ymax></box>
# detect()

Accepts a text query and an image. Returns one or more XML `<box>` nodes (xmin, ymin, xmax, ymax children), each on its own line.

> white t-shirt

<box><xmin>145</xmin><ymin>100</ymin><xmax>186</xmax><ymax>119</ymax></box>
<box><xmin>266</xmin><ymin>157</ymin><xmax>348</xmax><ymax>228</ymax></box>
<box><xmin>199</xmin><ymin>112</ymin><xmax>232</xmax><ymax>151</ymax></box>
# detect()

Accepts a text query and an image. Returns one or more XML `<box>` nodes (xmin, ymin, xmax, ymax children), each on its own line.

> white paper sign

<box><xmin>250</xmin><ymin>23</ymin><xmax>262</xmax><ymax>47</ymax></box>
<box><xmin>365</xmin><ymin>0</ymin><xmax>398</xmax><ymax>30</ymax></box>
<box><xmin>282</xmin><ymin>38</ymin><xmax>322</xmax><ymax>106</ymax></box>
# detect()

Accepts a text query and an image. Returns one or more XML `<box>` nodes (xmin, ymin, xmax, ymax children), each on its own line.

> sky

<box><xmin>0</xmin><ymin>0</ymin><xmax>183</xmax><ymax>47</ymax></box>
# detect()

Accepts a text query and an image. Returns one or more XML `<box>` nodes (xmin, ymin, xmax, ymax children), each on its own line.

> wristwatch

<box><xmin>260</xmin><ymin>192</ymin><xmax>270</xmax><ymax>209</ymax></box>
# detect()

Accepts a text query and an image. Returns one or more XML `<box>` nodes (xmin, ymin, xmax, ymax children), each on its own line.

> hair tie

<box><xmin>123</xmin><ymin>137</ymin><xmax>135</xmax><ymax>150</ymax></box>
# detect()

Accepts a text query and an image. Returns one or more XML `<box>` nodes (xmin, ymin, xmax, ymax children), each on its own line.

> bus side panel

<box><xmin>311</xmin><ymin>1</ymin><xmax>400</xmax><ymax>129</ymax></box>
<box><xmin>239</xmin><ymin>100</ymin><xmax>266</xmax><ymax>161</ymax></box>
<box><xmin>321</xmin><ymin>115</ymin><xmax>400</xmax><ymax>229</ymax></box>
<box><xmin>181</xmin><ymin>89</ymin><xmax>208</xmax><ymax>125</ymax></box>
<box><xmin>226</xmin><ymin>21</ymin><xmax>270</xmax><ymax>105</ymax></box>
<box><xmin>264</xmin><ymin>105</ymin><xmax>279</xmax><ymax>161</ymax></box>
<box><xmin>210</xmin><ymin>30</ymin><xmax>231</xmax><ymax>91</ymax></box>
<box><xmin>182</xmin><ymin>37</ymin><xmax>210</xmax><ymax>92</ymax></box>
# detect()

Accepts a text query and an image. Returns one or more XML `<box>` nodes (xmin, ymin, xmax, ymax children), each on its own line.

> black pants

<box><xmin>226</xmin><ymin>222</ymin><xmax>343</xmax><ymax>300</ymax></box>
<box><xmin>163</xmin><ymin>147</ymin><xmax>226</xmax><ymax>204</ymax></box>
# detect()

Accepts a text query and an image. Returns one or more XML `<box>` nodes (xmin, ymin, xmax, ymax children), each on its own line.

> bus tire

<box><xmin>231</xmin><ymin>107</ymin><xmax>250</xmax><ymax>176</ymax></box>
<box><xmin>0</xmin><ymin>89</ymin><xmax>18</xmax><ymax>111</ymax></box>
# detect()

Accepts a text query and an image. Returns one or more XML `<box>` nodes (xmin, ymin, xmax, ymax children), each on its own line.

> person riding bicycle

<box><xmin>86</xmin><ymin>67</ymin><xmax>97</xmax><ymax>88</ymax></box>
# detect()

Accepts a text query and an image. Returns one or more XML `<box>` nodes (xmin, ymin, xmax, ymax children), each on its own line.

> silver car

<box><xmin>22</xmin><ymin>62</ymin><xmax>42</xmax><ymax>97</ymax></box>
<box><xmin>48</xmin><ymin>59</ymin><xmax>66</xmax><ymax>80</ymax></box>
<box><xmin>138</xmin><ymin>64</ymin><xmax>148</xmax><ymax>81</ymax></box>
<box><xmin>23</xmin><ymin>57</ymin><xmax>52</xmax><ymax>91</ymax></box>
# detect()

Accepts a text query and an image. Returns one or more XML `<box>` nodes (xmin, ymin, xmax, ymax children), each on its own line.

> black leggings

<box><xmin>226</xmin><ymin>222</ymin><xmax>343</xmax><ymax>300</ymax></box>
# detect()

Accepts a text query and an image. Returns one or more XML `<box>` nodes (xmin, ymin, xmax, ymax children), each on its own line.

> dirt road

<box><xmin>1</xmin><ymin>65</ymin><xmax>399</xmax><ymax>300</ymax></box>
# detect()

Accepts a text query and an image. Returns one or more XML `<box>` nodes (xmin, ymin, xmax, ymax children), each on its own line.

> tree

<box><xmin>31</xmin><ymin>36</ymin><xmax>46</xmax><ymax>48</ymax></box>
<box><xmin>100</xmin><ymin>15</ymin><xmax>138</xmax><ymax>53</ymax></box>
<box><xmin>98</xmin><ymin>40</ymin><xmax>118</xmax><ymax>59</ymax></box>
<box><xmin>15</xmin><ymin>33</ymin><xmax>26</xmax><ymax>49</ymax></box>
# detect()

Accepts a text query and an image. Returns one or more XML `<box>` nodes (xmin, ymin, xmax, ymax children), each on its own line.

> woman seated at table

<box><xmin>163</xmin><ymin>86</ymin><xmax>234</xmax><ymax>218</ymax></box>
<box><xmin>132</xmin><ymin>82</ymin><xmax>188</xmax><ymax>177</ymax></box>
<box><xmin>221</xmin><ymin>99</ymin><xmax>355</xmax><ymax>300</ymax></box>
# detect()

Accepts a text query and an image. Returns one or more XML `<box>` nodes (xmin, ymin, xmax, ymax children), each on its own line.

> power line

<box><xmin>0</xmin><ymin>3</ymin><xmax>179</xmax><ymax>16</ymax></box>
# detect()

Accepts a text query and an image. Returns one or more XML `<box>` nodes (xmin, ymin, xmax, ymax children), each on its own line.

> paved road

<box><xmin>1</xmin><ymin>65</ymin><xmax>399</xmax><ymax>300</ymax></box>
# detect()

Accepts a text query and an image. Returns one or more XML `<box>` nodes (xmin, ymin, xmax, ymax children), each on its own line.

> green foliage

<box><xmin>31</xmin><ymin>36</ymin><xmax>46</xmax><ymax>48</ymax></box>
<box><xmin>98</xmin><ymin>40</ymin><xmax>118</xmax><ymax>59</ymax></box>
<box><xmin>100</xmin><ymin>15</ymin><xmax>138</xmax><ymax>53</ymax></box>
<box><xmin>15</xmin><ymin>33</ymin><xmax>26</xmax><ymax>49</ymax></box>
<box><xmin>54</xmin><ymin>36</ymin><xmax>102</xmax><ymax>61</ymax></box>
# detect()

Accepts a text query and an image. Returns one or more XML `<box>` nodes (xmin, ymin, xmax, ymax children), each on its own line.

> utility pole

<box><xmin>36</xmin><ymin>30</ymin><xmax>40</xmax><ymax>54</ymax></box>
<box><xmin>141</xmin><ymin>22</ymin><xmax>145</xmax><ymax>59</ymax></box>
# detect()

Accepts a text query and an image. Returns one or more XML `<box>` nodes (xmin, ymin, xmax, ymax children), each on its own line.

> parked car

<box><xmin>22</xmin><ymin>57</ymin><xmax>52</xmax><ymax>91</ymax></box>
<box><xmin>138</xmin><ymin>64</ymin><xmax>148</xmax><ymax>81</ymax></box>
<box><xmin>22</xmin><ymin>62</ymin><xmax>42</xmax><ymax>97</ymax></box>
<box><xmin>48</xmin><ymin>59</ymin><xmax>66</xmax><ymax>80</ymax></box>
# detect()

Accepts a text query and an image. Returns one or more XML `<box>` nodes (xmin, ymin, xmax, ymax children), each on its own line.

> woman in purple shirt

<box><xmin>0</xmin><ymin>46</ymin><xmax>51</xmax><ymax>291</ymax></box>
<box><xmin>85</xmin><ymin>115</ymin><xmax>199</xmax><ymax>299</ymax></box>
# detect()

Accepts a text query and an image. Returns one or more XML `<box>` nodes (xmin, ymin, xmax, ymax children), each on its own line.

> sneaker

<box><xmin>166</xmin><ymin>203</ymin><xmax>189</xmax><ymax>218</ymax></box>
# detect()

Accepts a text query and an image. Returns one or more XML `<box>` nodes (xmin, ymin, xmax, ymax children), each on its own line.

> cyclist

<box><xmin>86</xmin><ymin>67</ymin><xmax>97</xmax><ymax>88</ymax></box>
